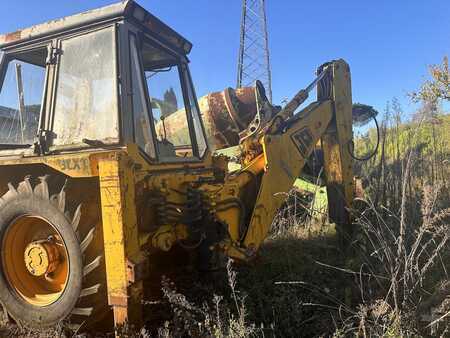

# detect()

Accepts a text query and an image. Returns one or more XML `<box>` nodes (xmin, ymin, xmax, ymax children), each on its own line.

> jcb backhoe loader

<box><xmin>0</xmin><ymin>0</ymin><xmax>355</xmax><ymax>332</ymax></box>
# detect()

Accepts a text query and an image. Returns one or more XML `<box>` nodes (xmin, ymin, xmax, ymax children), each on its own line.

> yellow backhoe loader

<box><xmin>0</xmin><ymin>0</ymin><xmax>357</xmax><ymax>332</ymax></box>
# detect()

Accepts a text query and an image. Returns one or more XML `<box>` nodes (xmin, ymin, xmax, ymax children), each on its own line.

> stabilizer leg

<box><xmin>321</xmin><ymin>60</ymin><xmax>354</xmax><ymax>244</ymax></box>
<box><xmin>98</xmin><ymin>154</ymin><xmax>145</xmax><ymax>333</ymax></box>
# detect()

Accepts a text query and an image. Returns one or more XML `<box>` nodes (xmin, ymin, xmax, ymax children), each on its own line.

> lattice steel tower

<box><xmin>237</xmin><ymin>0</ymin><xmax>272</xmax><ymax>102</ymax></box>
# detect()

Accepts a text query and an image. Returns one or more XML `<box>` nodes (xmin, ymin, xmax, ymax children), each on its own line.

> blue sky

<box><xmin>1</xmin><ymin>0</ymin><xmax>449</xmax><ymax>116</ymax></box>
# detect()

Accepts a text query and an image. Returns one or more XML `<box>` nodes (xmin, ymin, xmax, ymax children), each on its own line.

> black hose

<box><xmin>348</xmin><ymin>115</ymin><xmax>380</xmax><ymax>161</ymax></box>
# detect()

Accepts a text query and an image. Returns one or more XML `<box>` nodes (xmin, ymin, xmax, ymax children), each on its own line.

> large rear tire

<box><xmin>0</xmin><ymin>176</ymin><xmax>107</xmax><ymax>330</ymax></box>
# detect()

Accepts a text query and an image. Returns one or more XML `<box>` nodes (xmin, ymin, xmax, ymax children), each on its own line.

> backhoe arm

<box><xmin>243</xmin><ymin>100</ymin><xmax>333</xmax><ymax>250</ymax></box>
<box><xmin>237</xmin><ymin>59</ymin><xmax>354</xmax><ymax>255</ymax></box>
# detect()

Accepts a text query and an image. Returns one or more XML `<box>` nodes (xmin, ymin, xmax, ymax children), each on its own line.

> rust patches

<box><xmin>108</xmin><ymin>295</ymin><xmax>128</xmax><ymax>307</ymax></box>
<box><xmin>223</xmin><ymin>87</ymin><xmax>258</xmax><ymax>129</ymax></box>
<box><xmin>141</xmin><ymin>8</ymin><xmax>192</xmax><ymax>54</ymax></box>
<box><xmin>199</xmin><ymin>87</ymin><xmax>259</xmax><ymax>150</ymax></box>
<box><xmin>0</xmin><ymin>1</ymin><xmax>131</xmax><ymax>47</ymax></box>
<box><xmin>155</xmin><ymin>86</ymin><xmax>259</xmax><ymax>151</ymax></box>
<box><xmin>5</xmin><ymin>31</ymin><xmax>22</xmax><ymax>43</ymax></box>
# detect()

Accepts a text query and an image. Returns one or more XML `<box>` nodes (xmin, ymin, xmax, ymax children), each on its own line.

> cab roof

<box><xmin>0</xmin><ymin>0</ymin><xmax>192</xmax><ymax>54</ymax></box>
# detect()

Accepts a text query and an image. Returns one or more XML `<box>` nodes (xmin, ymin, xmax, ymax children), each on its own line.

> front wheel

<box><xmin>0</xmin><ymin>176</ymin><xmax>106</xmax><ymax>330</ymax></box>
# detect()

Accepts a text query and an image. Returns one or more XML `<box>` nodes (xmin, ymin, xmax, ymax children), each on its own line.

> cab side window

<box><xmin>0</xmin><ymin>48</ymin><xmax>47</xmax><ymax>145</ymax></box>
<box><xmin>145</xmin><ymin>63</ymin><xmax>193</xmax><ymax>158</ymax></box>
<box><xmin>130</xmin><ymin>35</ymin><xmax>208</xmax><ymax>161</ymax></box>
<box><xmin>142</xmin><ymin>40</ymin><xmax>195</xmax><ymax>159</ymax></box>
<box><xmin>130</xmin><ymin>35</ymin><xmax>156</xmax><ymax>158</ymax></box>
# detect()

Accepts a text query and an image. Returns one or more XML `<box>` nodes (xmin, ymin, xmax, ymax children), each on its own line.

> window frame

<box><xmin>146</xmin><ymin>62</ymin><xmax>198</xmax><ymax>158</ymax></box>
<box><xmin>128</xmin><ymin>31</ymin><xmax>157</xmax><ymax>160</ymax></box>
<box><xmin>0</xmin><ymin>42</ymin><xmax>52</xmax><ymax>149</ymax></box>
<box><xmin>182</xmin><ymin>63</ymin><xmax>209</xmax><ymax>158</ymax></box>
<box><xmin>130</xmin><ymin>31</ymin><xmax>208</xmax><ymax>163</ymax></box>
<box><xmin>0</xmin><ymin>51</ymin><xmax>5</xmax><ymax>82</ymax></box>
<box><xmin>47</xmin><ymin>24</ymin><xmax>120</xmax><ymax>151</ymax></box>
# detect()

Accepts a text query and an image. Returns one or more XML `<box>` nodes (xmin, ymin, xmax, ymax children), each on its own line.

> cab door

<box><xmin>127</xmin><ymin>30</ymin><xmax>208</xmax><ymax>163</ymax></box>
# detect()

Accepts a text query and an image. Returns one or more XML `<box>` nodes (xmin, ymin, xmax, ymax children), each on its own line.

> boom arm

<box><xmin>226</xmin><ymin>59</ymin><xmax>354</xmax><ymax>258</ymax></box>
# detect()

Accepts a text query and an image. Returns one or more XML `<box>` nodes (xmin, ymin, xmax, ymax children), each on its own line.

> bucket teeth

<box><xmin>34</xmin><ymin>176</ymin><xmax>50</xmax><ymax>200</ymax></box>
<box><xmin>71</xmin><ymin>307</ymin><xmax>94</xmax><ymax>316</ymax></box>
<box><xmin>80</xmin><ymin>227</ymin><xmax>95</xmax><ymax>253</ymax></box>
<box><xmin>83</xmin><ymin>256</ymin><xmax>102</xmax><ymax>277</ymax></box>
<box><xmin>72</xmin><ymin>204</ymin><xmax>82</xmax><ymax>232</ymax></box>
<box><xmin>79</xmin><ymin>284</ymin><xmax>101</xmax><ymax>298</ymax></box>
<box><xmin>17</xmin><ymin>177</ymin><xmax>33</xmax><ymax>195</ymax></box>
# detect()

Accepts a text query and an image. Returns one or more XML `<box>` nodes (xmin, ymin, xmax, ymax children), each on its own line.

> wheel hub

<box><xmin>24</xmin><ymin>241</ymin><xmax>60</xmax><ymax>277</ymax></box>
<box><xmin>2</xmin><ymin>215</ymin><xmax>69</xmax><ymax>306</ymax></box>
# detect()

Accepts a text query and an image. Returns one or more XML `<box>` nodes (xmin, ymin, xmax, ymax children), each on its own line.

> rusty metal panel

<box><xmin>160</xmin><ymin>86</ymin><xmax>259</xmax><ymax>151</ymax></box>
<box><xmin>0</xmin><ymin>1</ymin><xmax>193</xmax><ymax>57</ymax></box>
<box><xmin>201</xmin><ymin>87</ymin><xmax>260</xmax><ymax>150</ymax></box>
<box><xmin>0</xmin><ymin>1</ymin><xmax>131</xmax><ymax>48</ymax></box>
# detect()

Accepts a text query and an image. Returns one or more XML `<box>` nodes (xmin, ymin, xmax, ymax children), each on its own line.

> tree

<box><xmin>410</xmin><ymin>56</ymin><xmax>450</xmax><ymax>105</ymax></box>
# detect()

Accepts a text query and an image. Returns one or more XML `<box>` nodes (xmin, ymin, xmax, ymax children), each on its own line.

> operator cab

<box><xmin>0</xmin><ymin>0</ymin><xmax>208</xmax><ymax>162</ymax></box>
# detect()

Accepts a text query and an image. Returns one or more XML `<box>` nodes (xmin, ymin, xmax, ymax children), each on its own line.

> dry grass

<box><xmin>148</xmin><ymin>262</ymin><xmax>257</xmax><ymax>338</ymax></box>
<box><xmin>334</xmin><ymin>184</ymin><xmax>450</xmax><ymax>337</ymax></box>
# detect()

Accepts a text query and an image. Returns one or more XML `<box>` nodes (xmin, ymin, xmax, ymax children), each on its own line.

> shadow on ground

<box><xmin>141</xmin><ymin>224</ymin><xmax>356</xmax><ymax>338</ymax></box>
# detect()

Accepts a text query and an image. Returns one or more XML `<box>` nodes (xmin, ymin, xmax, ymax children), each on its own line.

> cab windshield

<box><xmin>52</xmin><ymin>26</ymin><xmax>119</xmax><ymax>147</ymax></box>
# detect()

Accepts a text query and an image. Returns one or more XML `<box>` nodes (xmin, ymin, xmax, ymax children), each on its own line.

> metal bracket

<box><xmin>46</xmin><ymin>46</ymin><xmax>62</xmax><ymax>65</ymax></box>
<box><xmin>126</xmin><ymin>256</ymin><xmax>149</xmax><ymax>286</ymax></box>
<box><xmin>239</xmin><ymin>80</ymin><xmax>274</xmax><ymax>142</ymax></box>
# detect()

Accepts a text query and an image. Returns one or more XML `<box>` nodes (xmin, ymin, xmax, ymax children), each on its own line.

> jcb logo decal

<box><xmin>291</xmin><ymin>128</ymin><xmax>313</xmax><ymax>158</ymax></box>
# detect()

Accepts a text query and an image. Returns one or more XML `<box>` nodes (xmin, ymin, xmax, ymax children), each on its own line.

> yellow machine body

<box><xmin>0</xmin><ymin>0</ymin><xmax>354</xmax><ymax>332</ymax></box>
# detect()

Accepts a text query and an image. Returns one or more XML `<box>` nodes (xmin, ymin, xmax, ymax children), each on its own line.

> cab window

<box><xmin>131</xmin><ymin>36</ymin><xmax>207</xmax><ymax>160</ymax></box>
<box><xmin>130</xmin><ymin>34</ymin><xmax>156</xmax><ymax>158</ymax></box>
<box><xmin>0</xmin><ymin>48</ymin><xmax>47</xmax><ymax>146</ymax></box>
<box><xmin>52</xmin><ymin>27</ymin><xmax>119</xmax><ymax>147</ymax></box>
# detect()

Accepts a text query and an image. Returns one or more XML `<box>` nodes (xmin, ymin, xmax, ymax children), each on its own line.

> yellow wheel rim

<box><xmin>2</xmin><ymin>216</ymin><xmax>69</xmax><ymax>307</ymax></box>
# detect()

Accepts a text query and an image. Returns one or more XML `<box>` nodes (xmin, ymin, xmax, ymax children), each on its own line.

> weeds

<box><xmin>341</xmin><ymin>183</ymin><xmax>450</xmax><ymax>336</ymax></box>
<box><xmin>148</xmin><ymin>260</ymin><xmax>257</xmax><ymax>338</ymax></box>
